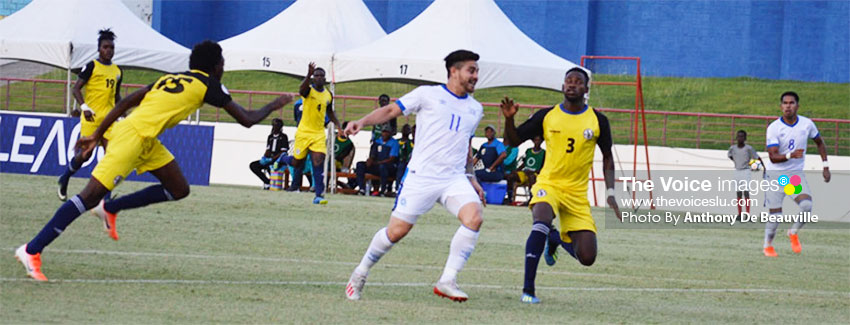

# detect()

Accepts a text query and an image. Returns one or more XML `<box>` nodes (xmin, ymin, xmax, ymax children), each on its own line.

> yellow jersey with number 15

<box><xmin>124</xmin><ymin>70</ymin><xmax>232</xmax><ymax>138</ymax></box>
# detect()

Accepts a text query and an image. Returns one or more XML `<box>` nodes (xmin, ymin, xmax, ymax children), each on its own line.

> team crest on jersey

<box><xmin>400</xmin><ymin>198</ymin><xmax>407</xmax><ymax>206</ymax></box>
<box><xmin>113</xmin><ymin>175</ymin><xmax>123</xmax><ymax>186</ymax></box>
<box><xmin>537</xmin><ymin>189</ymin><xmax>547</xmax><ymax>197</ymax></box>
<box><xmin>583</xmin><ymin>128</ymin><xmax>594</xmax><ymax>140</ymax></box>
<box><xmin>295</xmin><ymin>148</ymin><xmax>301</xmax><ymax>155</ymax></box>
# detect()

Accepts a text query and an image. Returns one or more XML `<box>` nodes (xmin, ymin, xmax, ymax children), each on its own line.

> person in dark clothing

<box><xmin>249</xmin><ymin>118</ymin><xmax>289</xmax><ymax>189</ymax></box>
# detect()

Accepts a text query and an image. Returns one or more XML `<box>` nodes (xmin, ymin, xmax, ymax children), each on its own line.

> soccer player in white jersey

<box><xmin>343</xmin><ymin>50</ymin><xmax>486</xmax><ymax>302</ymax></box>
<box><xmin>762</xmin><ymin>91</ymin><xmax>831</xmax><ymax>257</ymax></box>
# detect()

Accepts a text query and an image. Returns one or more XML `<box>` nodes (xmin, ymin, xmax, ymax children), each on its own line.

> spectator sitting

<box><xmin>473</xmin><ymin>124</ymin><xmax>507</xmax><ymax>183</ymax></box>
<box><xmin>356</xmin><ymin>128</ymin><xmax>399</xmax><ymax>196</ymax></box>
<box><xmin>248</xmin><ymin>118</ymin><xmax>289</xmax><ymax>190</ymax></box>
<box><xmin>395</xmin><ymin>123</ymin><xmax>413</xmax><ymax>191</ymax></box>
<box><xmin>507</xmin><ymin>135</ymin><xmax>546</xmax><ymax>205</ymax></box>
<box><xmin>501</xmin><ymin>142</ymin><xmax>519</xmax><ymax>202</ymax></box>
<box><xmin>371</xmin><ymin>94</ymin><xmax>397</xmax><ymax>142</ymax></box>
<box><xmin>335</xmin><ymin>121</ymin><xmax>356</xmax><ymax>172</ymax></box>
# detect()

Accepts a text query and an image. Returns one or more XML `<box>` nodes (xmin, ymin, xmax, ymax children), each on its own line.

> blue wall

<box><xmin>0</xmin><ymin>112</ymin><xmax>215</xmax><ymax>186</ymax></box>
<box><xmin>148</xmin><ymin>0</ymin><xmax>849</xmax><ymax>83</ymax></box>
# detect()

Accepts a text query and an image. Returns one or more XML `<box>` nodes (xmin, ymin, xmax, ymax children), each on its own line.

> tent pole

<box><xmin>66</xmin><ymin>53</ymin><xmax>72</xmax><ymax>115</ymax></box>
<box><xmin>328</xmin><ymin>56</ymin><xmax>337</xmax><ymax>194</ymax></box>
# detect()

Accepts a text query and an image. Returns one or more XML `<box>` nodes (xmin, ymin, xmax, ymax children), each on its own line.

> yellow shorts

<box><xmin>91</xmin><ymin>121</ymin><xmax>175</xmax><ymax>191</ymax></box>
<box><xmin>517</xmin><ymin>171</ymin><xmax>529</xmax><ymax>185</ymax></box>
<box><xmin>292</xmin><ymin>132</ymin><xmax>326</xmax><ymax>160</ymax></box>
<box><xmin>529</xmin><ymin>182</ymin><xmax>596</xmax><ymax>243</ymax></box>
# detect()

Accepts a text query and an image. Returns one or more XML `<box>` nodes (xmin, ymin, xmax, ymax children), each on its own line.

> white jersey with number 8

<box><xmin>765</xmin><ymin>115</ymin><xmax>819</xmax><ymax>171</ymax></box>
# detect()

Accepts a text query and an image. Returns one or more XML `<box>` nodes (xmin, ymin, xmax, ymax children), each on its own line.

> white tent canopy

<box><xmin>0</xmin><ymin>0</ymin><xmax>189</xmax><ymax>72</ymax></box>
<box><xmin>333</xmin><ymin>0</ymin><xmax>586</xmax><ymax>90</ymax></box>
<box><xmin>220</xmin><ymin>0</ymin><xmax>386</xmax><ymax>77</ymax></box>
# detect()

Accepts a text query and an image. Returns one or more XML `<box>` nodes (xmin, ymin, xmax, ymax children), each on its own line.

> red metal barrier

<box><xmin>2</xmin><ymin>77</ymin><xmax>848</xmax><ymax>155</ymax></box>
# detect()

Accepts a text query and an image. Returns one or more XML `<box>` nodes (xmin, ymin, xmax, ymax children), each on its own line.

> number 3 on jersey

<box><xmin>566</xmin><ymin>138</ymin><xmax>575</xmax><ymax>153</ymax></box>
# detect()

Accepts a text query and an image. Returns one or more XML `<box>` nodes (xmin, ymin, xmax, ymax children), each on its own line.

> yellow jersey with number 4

<box><xmin>297</xmin><ymin>85</ymin><xmax>332</xmax><ymax>136</ymax></box>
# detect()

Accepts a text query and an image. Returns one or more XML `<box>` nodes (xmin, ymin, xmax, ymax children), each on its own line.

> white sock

<box><xmin>355</xmin><ymin>227</ymin><xmax>394</xmax><ymax>274</ymax></box>
<box><xmin>764</xmin><ymin>220</ymin><xmax>779</xmax><ymax>248</ymax></box>
<box><xmin>790</xmin><ymin>200</ymin><xmax>812</xmax><ymax>234</ymax></box>
<box><xmin>439</xmin><ymin>226</ymin><xmax>479</xmax><ymax>283</ymax></box>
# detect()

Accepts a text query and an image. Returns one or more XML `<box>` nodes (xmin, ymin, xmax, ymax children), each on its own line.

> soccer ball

<box><xmin>749</xmin><ymin>159</ymin><xmax>763</xmax><ymax>171</ymax></box>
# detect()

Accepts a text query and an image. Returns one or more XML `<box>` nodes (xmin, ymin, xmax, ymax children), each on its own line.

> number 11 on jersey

<box><xmin>449</xmin><ymin>114</ymin><xmax>461</xmax><ymax>132</ymax></box>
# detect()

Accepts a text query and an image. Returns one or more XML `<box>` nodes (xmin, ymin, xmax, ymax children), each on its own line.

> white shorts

<box><xmin>391</xmin><ymin>172</ymin><xmax>482</xmax><ymax>225</ymax></box>
<box><xmin>764</xmin><ymin>171</ymin><xmax>812</xmax><ymax>209</ymax></box>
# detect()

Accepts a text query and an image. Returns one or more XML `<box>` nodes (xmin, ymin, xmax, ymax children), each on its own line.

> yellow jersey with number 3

<box><xmin>297</xmin><ymin>85</ymin><xmax>332</xmax><ymax>136</ymax></box>
<box><xmin>515</xmin><ymin>104</ymin><xmax>612</xmax><ymax>191</ymax></box>
<box><xmin>124</xmin><ymin>70</ymin><xmax>232</xmax><ymax>138</ymax></box>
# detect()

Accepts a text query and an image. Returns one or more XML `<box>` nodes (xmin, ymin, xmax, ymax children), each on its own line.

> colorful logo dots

<box><xmin>780</xmin><ymin>174</ymin><xmax>802</xmax><ymax>195</ymax></box>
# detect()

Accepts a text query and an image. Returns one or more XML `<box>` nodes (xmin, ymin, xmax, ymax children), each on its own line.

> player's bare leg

<box><xmin>346</xmin><ymin>216</ymin><xmax>414</xmax><ymax>300</ymax></box>
<box><xmin>434</xmin><ymin>201</ymin><xmax>482</xmax><ymax>302</ymax></box>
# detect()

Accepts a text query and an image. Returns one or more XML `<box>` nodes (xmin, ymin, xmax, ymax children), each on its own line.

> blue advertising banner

<box><xmin>0</xmin><ymin>112</ymin><xmax>214</xmax><ymax>186</ymax></box>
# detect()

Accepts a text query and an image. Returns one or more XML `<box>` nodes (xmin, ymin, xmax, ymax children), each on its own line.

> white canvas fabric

<box><xmin>219</xmin><ymin>0</ymin><xmax>386</xmax><ymax>77</ymax></box>
<box><xmin>333</xmin><ymin>0</ymin><xmax>588</xmax><ymax>90</ymax></box>
<box><xmin>0</xmin><ymin>0</ymin><xmax>189</xmax><ymax>72</ymax></box>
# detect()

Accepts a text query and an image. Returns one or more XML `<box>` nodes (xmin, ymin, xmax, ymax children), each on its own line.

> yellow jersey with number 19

<box><xmin>124</xmin><ymin>70</ymin><xmax>232</xmax><ymax>138</ymax></box>
<box><xmin>79</xmin><ymin>60</ymin><xmax>122</xmax><ymax>116</ymax></box>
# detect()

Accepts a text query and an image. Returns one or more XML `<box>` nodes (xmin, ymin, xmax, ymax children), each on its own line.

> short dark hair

<box><xmin>314</xmin><ymin>67</ymin><xmax>326</xmax><ymax>74</ymax></box>
<box><xmin>566</xmin><ymin>67</ymin><xmax>590</xmax><ymax>87</ymax></box>
<box><xmin>97</xmin><ymin>28</ymin><xmax>116</xmax><ymax>47</ymax></box>
<box><xmin>444</xmin><ymin>50</ymin><xmax>479</xmax><ymax>76</ymax></box>
<box><xmin>781</xmin><ymin>91</ymin><xmax>799</xmax><ymax>103</ymax></box>
<box><xmin>272</xmin><ymin>118</ymin><xmax>283</xmax><ymax>126</ymax></box>
<box><xmin>737</xmin><ymin>130</ymin><xmax>747</xmax><ymax>136</ymax></box>
<box><xmin>189</xmin><ymin>40</ymin><xmax>223</xmax><ymax>73</ymax></box>
<box><xmin>378</xmin><ymin>94</ymin><xmax>390</xmax><ymax>101</ymax></box>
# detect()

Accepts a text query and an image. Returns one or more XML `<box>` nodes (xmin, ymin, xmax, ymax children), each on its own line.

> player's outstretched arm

<box><xmin>77</xmin><ymin>85</ymin><xmax>151</xmax><ymax>157</ymax></box>
<box><xmin>224</xmin><ymin>94</ymin><xmax>294</xmax><ymax>128</ymax></box>
<box><xmin>813</xmin><ymin>136</ymin><xmax>831</xmax><ymax>182</ymax></box>
<box><xmin>345</xmin><ymin>103</ymin><xmax>402</xmax><ymax>136</ymax></box>
<box><xmin>299</xmin><ymin>62</ymin><xmax>315</xmax><ymax>98</ymax></box>
<box><xmin>500</xmin><ymin>96</ymin><xmax>522</xmax><ymax>147</ymax></box>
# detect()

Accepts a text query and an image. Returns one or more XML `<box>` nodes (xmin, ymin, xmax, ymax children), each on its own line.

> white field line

<box><xmin>14</xmin><ymin>248</ymin><xmax>729</xmax><ymax>285</ymax></box>
<box><xmin>0</xmin><ymin>277</ymin><xmax>846</xmax><ymax>297</ymax></box>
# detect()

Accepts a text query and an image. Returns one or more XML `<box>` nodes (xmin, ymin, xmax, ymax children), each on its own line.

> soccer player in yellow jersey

<box><xmin>14</xmin><ymin>41</ymin><xmax>294</xmax><ymax>281</ymax></box>
<box><xmin>280</xmin><ymin>63</ymin><xmax>341</xmax><ymax>204</ymax></box>
<box><xmin>501</xmin><ymin>67</ymin><xmax>621</xmax><ymax>304</ymax></box>
<box><xmin>58</xmin><ymin>29</ymin><xmax>123</xmax><ymax>201</ymax></box>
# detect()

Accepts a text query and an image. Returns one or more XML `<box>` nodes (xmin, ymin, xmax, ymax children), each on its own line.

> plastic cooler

<box><xmin>481</xmin><ymin>180</ymin><xmax>507</xmax><ymax>205</ymax></box>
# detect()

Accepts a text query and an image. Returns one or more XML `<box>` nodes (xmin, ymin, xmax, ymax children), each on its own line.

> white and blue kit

<box><xmin>392</xmin><ymin>85</ymin><xmax>484</xmax><ymax>224</ymax></box>
<box><xmin>764</xmin><ymin>115</ymin><xmax>819</xmax><ymax>209</ymax></box>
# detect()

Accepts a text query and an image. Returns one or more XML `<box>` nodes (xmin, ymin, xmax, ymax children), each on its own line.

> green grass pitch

<box><xmin>1</xmin><ymin>173</ymin><xmax>848</xmax><ymax>323</ymax></box>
